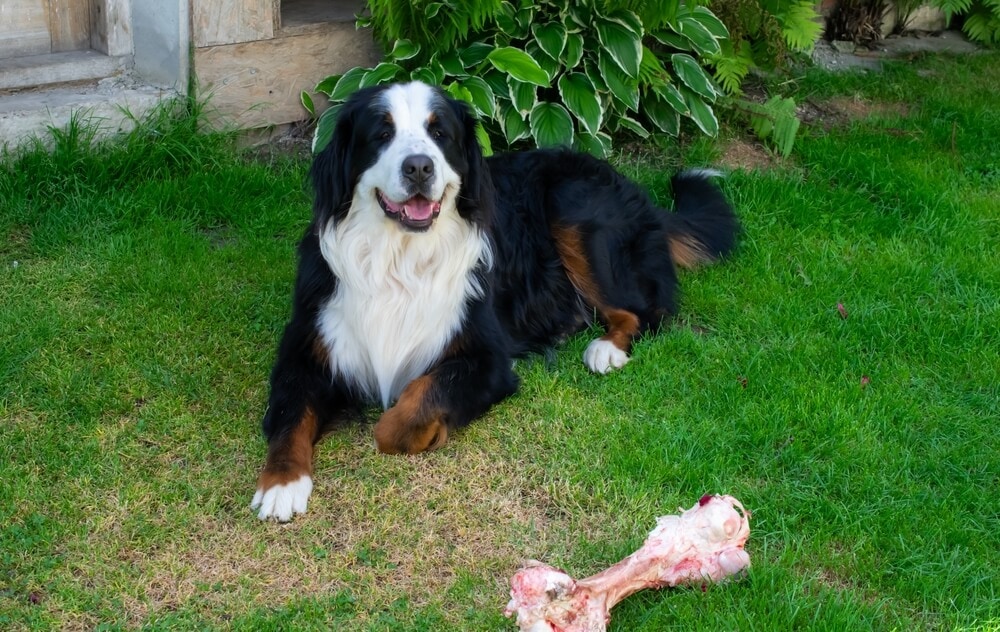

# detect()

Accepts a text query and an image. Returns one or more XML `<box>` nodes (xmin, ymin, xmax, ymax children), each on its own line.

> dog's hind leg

<box><xmin>551</xmin><ymin>225</ymin><xmax>650</xmax><ymax>374</ymax></box>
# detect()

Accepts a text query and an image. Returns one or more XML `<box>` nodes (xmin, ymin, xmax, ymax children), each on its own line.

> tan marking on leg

<box><xmin>668</xmin><ymin>234</ymin><xmax>713</xmax><ymax>269</ymax></box>
<box><xmin>554</xmin><ymin>225</ymin><xmax>643</xmax><ymax>354</ymax></box>
<box><xmin>257</xmin><ymin>408</ymin><xmax>318</xmax><ymax>491</ymax></box>
<box><xmin>601</xmin><ymin>308</ymin><xmax>641</xmax><ymax>353</ymax></box>
<box><xmin>552</xmin><ymin>225</ymin><xmax>603</xmax><ymax>306</ymax></box>
<box><xmin>374</xmin><ymin>376</ymin><xmax>449</xmax><ymax>455</ymax></box>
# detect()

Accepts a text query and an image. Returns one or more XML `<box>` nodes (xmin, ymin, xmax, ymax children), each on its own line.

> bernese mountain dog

<box><xmin>251</xmin><ymin>81</ymin><xmax>739</xmax><ymax>521</ymax></box>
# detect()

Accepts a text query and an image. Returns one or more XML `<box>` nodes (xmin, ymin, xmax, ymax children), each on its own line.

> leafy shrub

<box><xmin>934</xmin><ymin>0</ymin><xmax>1000</xmax><ymax>45</ymax></box>
<box><xmin>707</xmin><ymin>0</ymin><xmax>821</xmax><ymax>92</ymax></box>
<box><xmin>703</xmin><ymin>0</ymin><xmax>821</xmax><ymax>157</ymax></box>
<box><xmin>303</xmin><ymin>0</ymin><xmax>731</xmax><ymax>157</ymax></box>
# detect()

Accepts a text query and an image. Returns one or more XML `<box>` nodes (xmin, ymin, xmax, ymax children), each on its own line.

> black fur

<box><xmin>260</xmin><ymin>82</ymin><xmax>738</xmax><ymax>462</ymax></box>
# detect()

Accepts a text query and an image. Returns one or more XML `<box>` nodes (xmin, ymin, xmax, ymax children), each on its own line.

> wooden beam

<box><xmin>0</xmin><ymin>0</ymin><xmax>51</xmax><ymax>59</ymax></box>
<box><xmin>194</xmin><ymin>23</ymin><xmax>380</xmax><ymax>129</ymax></box>
<box><xmin>91</xmin><ymin>0</ymin><xmax>132</xmax><ymax>55</ymax></box>
<box><xmin>48</xmin><ymin>0</ymin><xmax>91</xmax><ymax>52</ymax></box>
<box><xmin>191</xmin><ymin>0</ymin><xmax>276</xmax><ymax>47</ymax></box>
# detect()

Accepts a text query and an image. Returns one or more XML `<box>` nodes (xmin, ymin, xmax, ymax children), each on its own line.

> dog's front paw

<box><xmin>251</xmin><ymin>474</ymin><xmax>313</xmax><ymax>522</ymax></box>
<box><xmin>373</xmin><ymin>376</ymin><xmax>449</xmax><ymax>454</ymax></box>
<box><xmin>374</xmin><ymin>407</ymin><xmax>448</xmax><ymax>455</ymax></box>
<box><xmin>583</xmin><ymin>339</ymin><xmax>630</xmax><ymax>374</ymax></box>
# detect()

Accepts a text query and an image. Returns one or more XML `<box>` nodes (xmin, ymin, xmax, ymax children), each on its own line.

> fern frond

<box><xmin>711</xmin><ymin>40</ymin><xmax>753</xmax><ymax>95</ymax></box>
<box><xmin>779</xmin><ymin>1</ymin><xmax>823</xmax><ymax>52</ymax></box>
<box><xmin>935</xmin><ymin>0</ymin><xmax>975</xmax><ymax>20</ymax></box>
<box><xmin>963</xmin><ymin>4</ymin><xmax>1000</xmax><ymax>44</ymax></box>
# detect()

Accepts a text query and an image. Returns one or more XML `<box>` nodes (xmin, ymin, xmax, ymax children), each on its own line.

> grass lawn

<box><xmin>1</xmin><ymin>51</ymin><xmax>998</xmax><ymax>630</ymax></box>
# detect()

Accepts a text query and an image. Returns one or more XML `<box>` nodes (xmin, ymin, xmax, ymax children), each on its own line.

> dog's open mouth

<box><xmin>377</xmin><ymin>190</ymin><xmax>442</xmax><ymax>231</ymax></box>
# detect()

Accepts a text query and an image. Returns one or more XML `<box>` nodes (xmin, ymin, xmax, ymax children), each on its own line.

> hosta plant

<box><xmin>302</xmin><ymin>0</ymin><xmax>730</xmax><ymax>156</ymax></box>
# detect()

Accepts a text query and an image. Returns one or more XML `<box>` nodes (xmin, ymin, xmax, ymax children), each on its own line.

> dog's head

<box><xmin>311</xmin><ymin>81</ymin><xmax>492</xmax><ymax>233</ymax></box>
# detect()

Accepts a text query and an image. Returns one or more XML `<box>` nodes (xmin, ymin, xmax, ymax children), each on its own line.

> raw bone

<box><xmin>504</xmin><ymin>494</ymin><xmax>750</xmax><ymax>632</ymax></box>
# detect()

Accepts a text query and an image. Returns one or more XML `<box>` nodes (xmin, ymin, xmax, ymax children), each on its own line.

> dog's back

<box><xmin>486</xmin><ymin>148</ymin><xmax>739</xmax><ymax>372</ymax></box>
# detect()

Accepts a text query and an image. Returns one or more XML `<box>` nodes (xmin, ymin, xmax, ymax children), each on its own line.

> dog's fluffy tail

<box><xmin>663</xmin><ymin>169</ymin><xmax>740</xmax><ymax>270</ymax></box>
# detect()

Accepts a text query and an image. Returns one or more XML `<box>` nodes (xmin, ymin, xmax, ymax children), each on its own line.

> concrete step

<box><xmin>0</xmin><ymin>50</ymin><xmax>128</xmax><ymax>91</ymax></box>
<box><xmin>1</xmin><ymin>76</ymin><xmax>173</xmax><ymax>150</ymax></box>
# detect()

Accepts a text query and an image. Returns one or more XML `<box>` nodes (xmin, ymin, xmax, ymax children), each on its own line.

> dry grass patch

<box><xmin>50</xmin><ymin>422</ymin><xmax>573</xmax><ymax>627</ymax></box>
<box><xmin>718</xmin><ymin>137</ymin><xmax>780</xmax><ymax>172</ymax></box>
<box><xmin>798</xmin><ymin>96</ymin><xmax>910</xmax><ymax>130</ymax></box>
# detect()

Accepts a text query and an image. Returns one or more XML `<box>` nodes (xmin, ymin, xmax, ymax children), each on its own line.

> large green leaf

<box><xmin>475</xmin><ymin>121</ymin><xmax>493</xmax><ymax>157</ymax></box>
<box><xmin>558</xmin><ymin>73</ymin><xmax>602</xmax><ymax>135</ymax></box>
<box><xmin>459</xmin><ymin>76</ymin><xmax>496</xmax><ymax>119</ymax></box>
<box><xmin>643</xmin><ymin>93</ymin><xmax>680</xmax><ymax>136</ymax></box>
<box><xmin>526</xmin><ymin>41</ymin><xmax>560</xmax><ymax>81</ymax></box>
<box><xmin>438</xmin><ymin>50</ymin><xmax>466</xmax><ymax>76</ymax></box>
<box><xmin>674</xmin><ymin>15</ymin><xmax>722</xmax><ymax>56</ymax></box>
<box><xmin>312</xmin><ymin>104</ymin><xmax>341</xmax><ymax>154</ymax></box>
<box><xmin>532</xmin><ymin>22</ymin><xmax>568</xmax><ymax>61</ymax></box>
<box><xmin>607</xmin><ymin>9</ymin><xmax>644</xmax><ymax>35</ymax></box>
<box><xmin>681</xmin><ymin>86</ymin><xmax>719</xmax><ymax>136</ymax></box>
<box><xmin>482</xmin><ymin>69</ymin><xmax>510</xmax><ymax>101</ymax></box>
<box><xmin>529</xmin><ymin>102</ymin><xmax>574</xmax><ymax>147</ymax></box>
<box><xmin>329</xmin><ymin>67</ymin><xmax>367</xmax><ymax>101</ymax></box>
<box><xmin>460</xmin><ymin>42</ymin><xmax>495</xmax><ymax>68</ymax></box>
<box><xmin>499</xmin><ymin>103</ymin><xmax>531</xmax><ymax>143</ymax></box>
<box><xmin>687</xmin><ymin>6</ymin><xmax>729</xmax><ymax>39</ymax></box>
<box><xmin>445</xmin><ymin>82</ymin><xmax>474</xmax><ymax>107</ymax></box>
<box><xmin>595</xmin><ymin>16</ymin><xmax>641</xmax><ymax>78</ymax></box>
<box><xmin>614</xmin><ymin>114</ymin><xmax>650</xmax><ymax>139</ymax></box>
<box><xmin>409</xmin><ymin>60</ymin><xmax>444</xmax><ymax>86</ymax></box>
<box><xmin>671</xmin><ymin>53</ymin><xmax>717</xmax><ymax>101</ymax></box>
<box><xmin>508</xmin><ymin>77</ymin><xmax>538</xmax><ymax>115</ymax></box>
<box><xmin>652</xmin><ymin>81</ymin><xmax>688</xmax><ymax>115</ymax></box>
<box><xmin>424</xmin><ymin>2</ymin><xmax>443</xmax><ymax>18</ymax></box>
<box><xmin>315</xmin><ymin>74</ymin><xmax>341</xmax><ymax>97</ymax></box>
<box><xmin>598</xmin><ymin>51</ymin><xmax>640</xmax><ymax>111</ymax></box>
<box><xmin>301</xmin><ymin>91</ymin><xmax>315</xmax><ymax>116</ymax></box>
<box><xmin>649</xmin><ymin>29</ymin><xmax>692</xmax><ymax>51</ymax></box>
<box><xmin>360</xmin><ymin>62</ymin><xmax>404</xmax><ymax>88</ymax></box>
<box><xmin>410</xmin><ymin>66</ymin><xmax>440</xmax><ymax>86</ymax></box>
<box><xmin>574</xmin><ymin>131</ymin><xmax>613</xmax><ymax>158</ymax></box>
<box><xmin>562</xmin><ymin>32</ymin><xmax>585</xmax><ymax>69</ymax></box>
<box><xmin>487</xmin><ymin>47</ymin><xmax>550</xmax><ymax>86</ymax></box>
<box><xmin>584</xmin><ymin>57</ymin><xmax>609</xmax><ymax>93</ymax></box>
<box><xmin>388</xmin><ymin>39</ymin><xmax>420</xmax><ymax>61</ymax></box>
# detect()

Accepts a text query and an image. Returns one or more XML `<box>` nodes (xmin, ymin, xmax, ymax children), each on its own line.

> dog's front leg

<box><xmin>373</xmin><ymin>375</ymin><xmax>450</xmax><ymax>454</ymax></box>
<box><xmin>373</xmin><ymin>317</ymin><xmax>519</xmax><ymax>455</ymax></box>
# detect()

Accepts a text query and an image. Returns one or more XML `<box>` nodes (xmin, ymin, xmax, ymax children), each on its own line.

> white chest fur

<box><xmin>316</xmin><ymin>203</ymin><xmax>491</xmax><ymax>407</ymax></box>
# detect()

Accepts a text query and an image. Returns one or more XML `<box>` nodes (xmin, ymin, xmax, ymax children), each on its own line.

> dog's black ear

<box><xmin>310</xmin><ymin>99</ymin><xmax>362</xmax><ymax>228</ymax></box>
<box><xmin>451</xmin><ymin>98</ymin><xmax>495</xmax><ymax>224</ymax></box>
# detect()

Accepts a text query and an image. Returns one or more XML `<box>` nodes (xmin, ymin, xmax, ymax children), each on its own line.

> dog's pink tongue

<box><xmin>404</xmin><ymin>197</ymin><xmax>439</xmax><ymax>220</ymax></box>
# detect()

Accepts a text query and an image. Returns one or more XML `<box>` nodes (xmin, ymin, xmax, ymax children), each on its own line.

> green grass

<box><xmin>2</xmin><ymin>53</ymin><xmax>999</xmax><ymax>631</ymax></box>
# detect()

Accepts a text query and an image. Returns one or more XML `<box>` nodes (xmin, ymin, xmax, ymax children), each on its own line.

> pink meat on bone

<box><xmin>504</xmin><ymin>494</ymin><xmax>751</xmax><ymax>632</ymax></box>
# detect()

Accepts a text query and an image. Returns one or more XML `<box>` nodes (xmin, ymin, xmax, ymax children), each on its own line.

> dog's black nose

<box><xmin>402</xmin><ymin>154</ymin><xmax>434</xmax><ymax>186</ymax></box>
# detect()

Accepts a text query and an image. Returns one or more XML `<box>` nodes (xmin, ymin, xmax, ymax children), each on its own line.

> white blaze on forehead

<box><xmin>380</xmin><ymin>82</ymin><xmax>440</xmax><ymax>138</ymax></box>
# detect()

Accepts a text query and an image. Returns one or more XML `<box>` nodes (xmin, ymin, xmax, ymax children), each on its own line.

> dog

<box><xmin>251</xmin><ymin>81</ymin><xmax>739</xmax><ymax>521</ymax></box>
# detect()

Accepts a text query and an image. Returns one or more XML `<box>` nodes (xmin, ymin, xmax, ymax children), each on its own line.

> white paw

<box><xmin>583</xmin><ymin>339</ymin><xmax>630</xmax><ymax>374</ymax></box>
<box><xmin>250</xmin><ymin>475</ymin><xmax>313</xmax><ymax>522</ymax></box>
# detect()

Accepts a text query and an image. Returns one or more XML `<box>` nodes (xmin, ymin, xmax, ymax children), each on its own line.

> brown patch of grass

<box><xmin>60</xmin><ymin>423</ymin><xmax>565</xmax><ymax>627</ymax></box>
<box><xmin>798</xmin><ymin>96</ymin><xmax>910</xmax><ymax>130</ymax></box>
<box><xmin>718</xmin><ymin>138</ymin><xmax>779</xmax><ymax>172</ymax></box>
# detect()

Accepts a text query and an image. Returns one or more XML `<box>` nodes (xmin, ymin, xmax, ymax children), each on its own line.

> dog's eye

<box><xmin>379</xmin><ymin>130</ymin><xmax>391</xmax><ymax>140</ymax></box>
<box><xmin>431</xmin><ymin>128</ymin><xmax>445</xmax><ymax>141</ymax></box>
